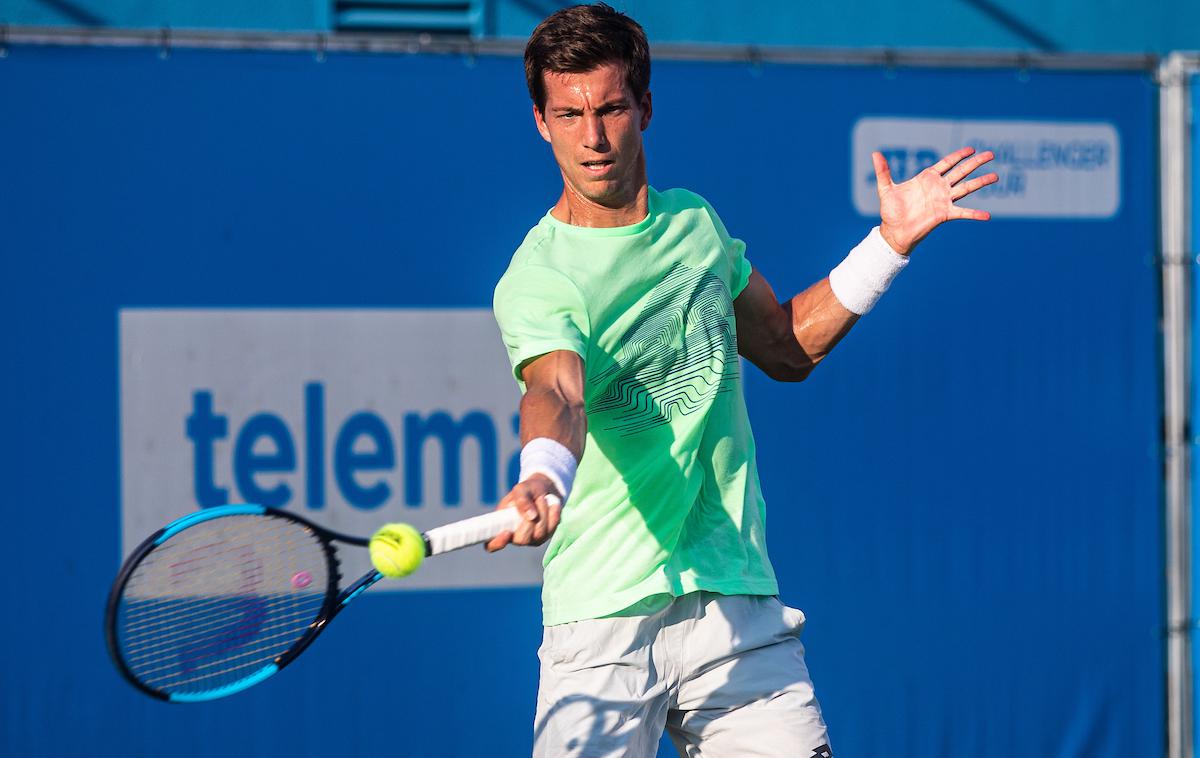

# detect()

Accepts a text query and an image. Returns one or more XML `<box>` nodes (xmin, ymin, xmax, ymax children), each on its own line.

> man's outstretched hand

<box><xmin>874</xmin><ymin>147</ymin><xmax>998</xmax><ymax>255</ymax></box>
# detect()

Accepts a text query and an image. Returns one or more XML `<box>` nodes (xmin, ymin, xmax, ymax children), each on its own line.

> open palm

<box><xmin>875</xmin><ymin>147</ymin><xmax>998</xmax><ymax>255</ymax></box>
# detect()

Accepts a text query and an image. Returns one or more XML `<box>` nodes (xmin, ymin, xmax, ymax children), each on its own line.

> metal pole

<box><xmin>1161</xmin><ymin>51</ymin><xmax>1195</xmax><ymax>758</ymax></box>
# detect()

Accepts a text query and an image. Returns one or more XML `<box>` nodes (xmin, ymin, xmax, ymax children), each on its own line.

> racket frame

<box><xmin>104</xmin><ymin>504</ymin><xmax>386</xmax><ymax>703</ymax></box>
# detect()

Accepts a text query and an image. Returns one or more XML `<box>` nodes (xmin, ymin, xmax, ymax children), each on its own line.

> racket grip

<box><xmin>423</xmin><ymin>507</ymin><xmax>526</xmax><ymax>556</ymax></box>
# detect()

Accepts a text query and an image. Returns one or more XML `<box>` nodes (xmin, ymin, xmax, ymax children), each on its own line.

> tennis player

<box><xmin>489</xmin><ymin>4</ymin><xmax>996</xmax><ymax>756</ymax></box>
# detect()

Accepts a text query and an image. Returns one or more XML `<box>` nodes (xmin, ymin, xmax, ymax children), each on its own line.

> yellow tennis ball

<box><xmin>369</xmin><ymin>523</ymin><xmax>425</xmax><ymax>578</ymax></box>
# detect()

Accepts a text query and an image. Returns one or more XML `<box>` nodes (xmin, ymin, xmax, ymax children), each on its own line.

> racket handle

<box><xmin>424</xmin><ymin>500</ymin><xmax>558</xmax><ymax>556</ymax></box>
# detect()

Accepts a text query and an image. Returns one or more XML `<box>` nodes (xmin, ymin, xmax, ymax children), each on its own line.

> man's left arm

<box><xmin>735</xmin><ymin>147</ymin><xmax>996</xmax><ymax>380</ymax></box>
<box><xmin>735</xmin><ymin>272</ymin><xmax>856</xmax><ymax>381</ymax></box>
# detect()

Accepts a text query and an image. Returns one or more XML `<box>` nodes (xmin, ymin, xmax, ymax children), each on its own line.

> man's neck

<box><xmin>550</xmin><ymin>182</ymin><xmax>650</xmax><ymax>228</ymax></box>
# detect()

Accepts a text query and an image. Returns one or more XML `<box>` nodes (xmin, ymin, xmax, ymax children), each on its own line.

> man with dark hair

<box><xmin>490</xmin><ymin>4</ymin><xmax>996</xmax><ymax>756</ymax></box>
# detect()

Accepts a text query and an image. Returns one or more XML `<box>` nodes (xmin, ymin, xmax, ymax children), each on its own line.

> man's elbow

<box><xmin>523</xmin><ymin>383</ymin><xmax>586</xmax><ymax>416</ymax></box>
<box><xmin>766</xmin><ymin>363</ymin><xmax>813</xmax><ymax>382</ymax></box>
<box><xmin>738</xmin><ymin>334</ymin><xmax>817</xmax><ymax>382</ymax></box>
<box><xmin>748</xmin><ymin>354</ymin><xmax>814</xmax><ymax>382</ymax></box>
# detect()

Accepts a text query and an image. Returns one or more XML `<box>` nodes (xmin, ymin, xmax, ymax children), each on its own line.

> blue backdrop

<box><xmin>0</xmin><ymin>44</ymin><xmax>1160</xmax><ymax>757</ymax></box>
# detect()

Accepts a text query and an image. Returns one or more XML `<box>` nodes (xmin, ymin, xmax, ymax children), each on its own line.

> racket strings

<box><xmin>117</xmin><ymin>570</ymin><xmax>324</xmax><ymax>641</ymax></box>
<box><xmin>129</xmin><ymin>620</ymin><xmax>327</xmax><ymax>687</ymax></box>
<box><xmin>121</xmin><ymin>604</ymin><xmax>324</xmax><ymax>666</ymax></box>
<box><xmin>117</xmin><ymin>514</ymin><xmax>332</xmax><ymax>696</ymax></box>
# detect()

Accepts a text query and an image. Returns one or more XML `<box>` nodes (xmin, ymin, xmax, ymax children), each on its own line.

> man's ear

<box><xmin>639</xmin><ymin>90</ymin><xmax>653</xmax><ymax>131</ymax></box>
<box><xmin>533</xmin><ymin>103</ymin><xmax>552</xmax><ymax>144</ymax></box>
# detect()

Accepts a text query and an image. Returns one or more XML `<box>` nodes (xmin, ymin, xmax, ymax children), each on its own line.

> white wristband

<box><xmin>519</xmin><ymin>437</ymin><xmax>577</xmax><ymax>505</ymax></box>
<box><xmin>828</xmin><ymin>226</ymin><xmax>909</xmax><ymax>315</ymax></box>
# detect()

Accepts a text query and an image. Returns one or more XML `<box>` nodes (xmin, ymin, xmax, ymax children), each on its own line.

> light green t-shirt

<box><xmin>493</xmin><ymin>187</ymin><xmax>779</xmax><ymax>626</ymax></box>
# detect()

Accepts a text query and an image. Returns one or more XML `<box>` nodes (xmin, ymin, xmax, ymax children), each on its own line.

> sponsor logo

<box><xmin>852</xmin><ymin>117</ymin><xmax>1120</xmax><ymax>218</ymax></box>
<box><xmin>120</xmin><ymin>309</ymin><xmax>542</xmax><ymax>590</ymax></box>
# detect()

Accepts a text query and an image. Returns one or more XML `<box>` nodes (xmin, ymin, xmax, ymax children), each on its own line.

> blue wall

<box><xmin>0</xmin><ymin>44</ymin><xmax>1161</xmax><ymax>757</ymax></box>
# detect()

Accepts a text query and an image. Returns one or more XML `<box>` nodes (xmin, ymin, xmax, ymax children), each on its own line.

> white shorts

<box><xmin>533</xmin><ymin>591</ymin><xmax>832</xmax><ymax>757</ymax></box>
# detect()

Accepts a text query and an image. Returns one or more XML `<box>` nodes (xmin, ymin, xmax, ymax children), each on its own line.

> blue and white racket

<box><xmin>104</xmin><ymin>503</ymin><xmax>523</xmax><ymax>702</ymax></box>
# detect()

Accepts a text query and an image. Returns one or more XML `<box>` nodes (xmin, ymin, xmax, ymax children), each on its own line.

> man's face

<box><xmin>534</xmin><ymin>62</ymin><xmax>652</xmax><ymax>208</ymax></box>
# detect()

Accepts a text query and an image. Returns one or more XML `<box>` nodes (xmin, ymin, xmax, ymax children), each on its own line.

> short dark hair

<box><xmin>524</xmin><ymin>3</ymin><xmax>651</xmax><ymax>114</ymax></box>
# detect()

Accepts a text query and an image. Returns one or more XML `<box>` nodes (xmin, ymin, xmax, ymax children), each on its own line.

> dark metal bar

<box><xmin>0</xmin><ymin>25</ymin><xmax>1159</xmax><ymax>72</ymax></box>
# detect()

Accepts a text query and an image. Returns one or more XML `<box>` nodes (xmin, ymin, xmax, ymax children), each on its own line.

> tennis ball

<box><xmin>369</xmin><ymin>523</ymin><xmax>425</xmax><ymax>578</ymax></box>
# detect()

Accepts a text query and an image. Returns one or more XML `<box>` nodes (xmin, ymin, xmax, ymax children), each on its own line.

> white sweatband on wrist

<box><xmin>519</xmin><ymin>437</ymin><xmax>577</xmax><ymax>505</ymax></box>
<box><xmin>828</xmin><ymin>226</ymin><xmax>910</xmax><ymax>315</ymax></box>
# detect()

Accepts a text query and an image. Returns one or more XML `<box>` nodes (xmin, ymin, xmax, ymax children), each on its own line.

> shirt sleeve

<box><xmin>700</xmin><ymin>199</ymin><xmax>753</xmax><ymax>298</ymax></box>
<box><xmin>493</xmin><ymin>263</ymin><xmax>589</xmax><ymax>387</ymax></box>
<box><xmin>728</xmin><ymin>238</ymin><xmax>753</xmax><ymax>298</ymax></box>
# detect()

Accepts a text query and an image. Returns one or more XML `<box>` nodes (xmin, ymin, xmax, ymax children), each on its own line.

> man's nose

<box><xmin>583</xmin><ymin>113</ymin><xmax>608</xmax><ymax>151</ymax></box>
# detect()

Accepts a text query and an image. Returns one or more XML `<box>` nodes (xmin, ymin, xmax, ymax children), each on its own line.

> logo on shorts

<box><xmin>811</xmin><ymin>745</ymin><xmax>832</xmax><ymax>758</ymax></box>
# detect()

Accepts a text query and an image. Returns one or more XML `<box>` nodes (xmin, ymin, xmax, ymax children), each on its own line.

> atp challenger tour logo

<box><xmin>120</xmin><ymin>309</ymin><xmax>543</xmax><ymax>590</ymax></box>
<box><xmin>852</xmin><ymin>117</ymin><xmax>1120</xmax><ymax>219</ymax></box>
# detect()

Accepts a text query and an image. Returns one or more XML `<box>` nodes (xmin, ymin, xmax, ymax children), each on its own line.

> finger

<box><xmin>513</xmin><ymin>491</ymin><xmax>540</xmax><ymax>522</ymax></box>
<box><xmin>528</xmin><ymin>496</ymin><xmax>552</xmax><ymax>543</ymax></box>
<box><xmin>873</xmin><ymin>150</ymin><xmax>892</xmax><ymax>191</ymax></box>
<box><xmin>496</xmin><ymin>491</ymin><xmax>535</xmax><ymax>544</ymax></box>
<box><xmin>512</xmin><ymin>496</ymin><xmax>539</xmax><ymax>545</ymax></box>
<box><xmin>951</xmin><ymin>172</ymin><xmax>998</xmax><ymax>200</ymax></box>
<box><xmin>485</xmin><ymin>530</ymin><xmax>513</xmax><ymax>553</ymax></box>
<box><xmin>944</xmin><ymin>151</ymin><xmax>995</xmax><ymax>185</ymax></box>
<box><xmin>871</xmin><ymin>151</ymin><xmax>893</xmax><ymax>193</ymax></box>
<box><xmin>950</xmin><ymin>206</ymin><xmax>991</xmax><ymax>221</ymax></box>
<box><xmin>930</xmin><ymin>146</ymin><xmax>976</xmax><ymax>175</ymax></box>
<box><xmin>537</xmin><ymin>490</ymin><xmax>562</xmax><ymax>538</ymax></box>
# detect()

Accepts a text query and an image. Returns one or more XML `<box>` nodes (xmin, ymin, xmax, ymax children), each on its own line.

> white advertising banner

<box><xmin>852</xmin><ymin>117</ymin><xmax>1121</xmax><ymax>219</ymax></box>
<box><xmin>119</xmin><ymin>309</ymin><xmax>541</xmax><ymax>590</ymax></box>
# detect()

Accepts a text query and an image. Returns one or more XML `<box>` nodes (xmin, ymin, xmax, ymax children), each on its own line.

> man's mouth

<box><xmin>581</xmin><ymin>160</ymin><xmax>615</xmax><ymax>174</ymax></box>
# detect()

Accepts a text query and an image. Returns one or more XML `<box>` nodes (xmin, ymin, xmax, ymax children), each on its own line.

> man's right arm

<box><xmin>485</xmin><ymin>349</ymin><xmax>586</xmax><ymax>552</ymax></box>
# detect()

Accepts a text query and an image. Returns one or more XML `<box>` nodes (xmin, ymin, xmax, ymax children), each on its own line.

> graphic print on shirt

<box><xmin>590</xmin><ymin>263</ymin><xmax>738</xmax><ymax>436</ymax></box>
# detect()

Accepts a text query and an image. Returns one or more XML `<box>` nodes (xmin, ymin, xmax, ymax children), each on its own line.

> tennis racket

<box><xmin>105</xmin><ymin>503</ymin><xmax>525</xmax><ymax>702</ymax></box>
